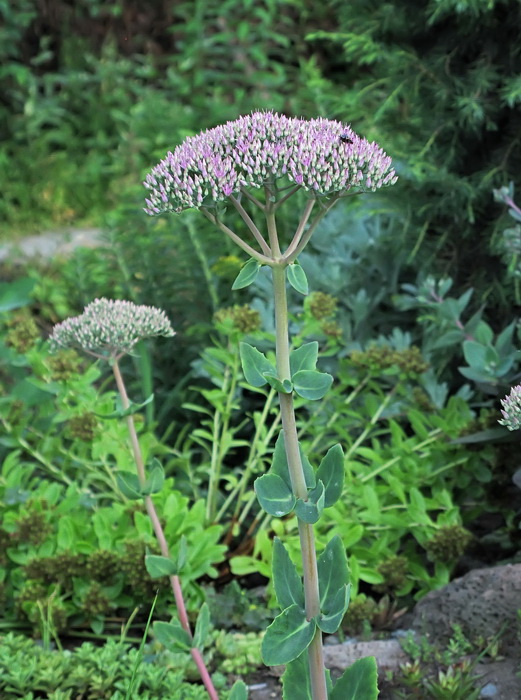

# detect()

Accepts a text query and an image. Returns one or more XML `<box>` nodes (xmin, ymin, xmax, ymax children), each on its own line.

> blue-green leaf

<box><xmin>240</xmin><ymin>343</ymin><xmax>276</xmax><ymax>387</ymax></box>
<box><xmin>270</xmin><ymin>431</ymin><xmax>315</xmax><ymax>490</ymax></box>
<box><xmin>462</xmin><ymin>340</ymin><xmax>487</xmax><ymax>368</ymax></box>
<box><xmin>317</xmin><ymin>585</ymin><xmax>350</xmax><ymax>633</ymax></box>
<box><xmin>262</xmin><ymin>605</ymin><xmax>316</xmax><ymax>665</ymax></box>
<box><xmin>254</xmin><ymin>473</ymin><xmax>296</xmax><ymax>516</ymax></box>
<box><xmin>145</xmin><ymin>554</ymin><xmax>178</xmax><ymax>578</ymax></box>
<box><xmin>116</xmin><ymin>472</ymin><xmax>142</xmax><ymax>500</ymax></box>
<box><xmin>270</xmin><ymin>430</ymin><xmax>292</xmax><ymax>489</ymax></box>
<box><xmin>232</xmin><ymin>259</ymin><xmax>262</xmax><ymax>290</ymax></box>
<box><xmin>300</xmin><ymin>448</ymin><xmax>316</xmax><ymax>489</ymax></box>
<box><xmin>282</xmin><ymin>654</ymin><xmax>334</xmax><ymax>700</ymax></box>
<box><xmin>287</xmin><ymin>262</ymin><xmax>309</xmax><ymax>295</ymax></box>
<box><xmin>316</xmin><ymin>444</ymin><xmax>344</xmax><ymax>507</ymax></box>
<box><xmin>177</xmin><ymin>535</ymin><xmax>188</xmax><ymax>572</ymax></box>
<box><xmin>282</xmin><ymin>652</ymin><xmax>312</xmax><ymax>700</ymax></box>
<box><xmin>96</xmin><ymin>394</ymin><xmax>154</xmax><ymax>420</ymax></box>
<box><xmin>295</xmin><ymin>481</ymin><xmax>325</xmax><ymax>524</ymax></box>
<box><xmin>142</xmin><ymin>459</ymin><xmax>165</xmax><ymax>495</ymax></box>
<box><xmin>330</xmin><ymin>656</ymin><xmax>379</xmax><ymax>700</ymax></box>
<box><xmin>293</xmin><ymin>370</ymin><xmax>333</xmax><ymax>400</ymax></box>
<box><xmin>228</xmin><ymin>680</ymin><xmax>249</xmax><ymax>700</ymax></box>
<box><xmin>263</xmin><ymin>371</ymin><xmax>293</xmax><ymax>393</ymax></box>
<box><xmin>317</xmin><ymin>536</ymin><xmax>350</xmax><ymax>613</ymax></box>
<box><xmin>272</xmin><ymin>538</ymin><xmax>304</xmax><ymax>610</ymax></box>
<box><xmin>193</xmin><ymin>603</ymin><xmax>210</xmax><ymax>649</ymax></box>
<box><xmin>290</xmin><ymin>342</ymin><xmax>318</xmax><ymax>375</ymax></box>
<box><xmin>0</xmin><ymin>277</ymin><xmax>35</xmax><ymax>312</ymax></box>
<box><xmin>153</xmin><ymin>620</ymin><xmax>192</xmax><ymax>652</ymax></box>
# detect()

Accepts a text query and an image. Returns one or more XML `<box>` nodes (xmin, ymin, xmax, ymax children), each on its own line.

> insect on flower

<box><xmin>339</xmin><ymin>133</ymin><xmax>354</xmax><ymax>144</ymax></box>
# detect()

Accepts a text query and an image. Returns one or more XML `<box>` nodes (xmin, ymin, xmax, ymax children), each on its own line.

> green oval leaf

<box><xmin>153</xmin><ymin>620</ymin><xmax>192</xmax><ymax>652</ymax></box>
<box><xmin>0</xmin><ymin>277</ymin><xmax>35</xmax><ymax>312</ymax></box>
<box><xmin>462</xmin><ymin>340</ymin><xmax>488</xmax><ymax>368</ymax></box>
<box><xmin>145</xmin><ymin>553</ymin><xmax>178</xmax><ymax>578</ymax></box>
<box><xmin>292</xmin><ymin>369</ymin><xmax>333</xmax><ymax>400</ymax></box>
<box><xmin>254</xmin><ymin>473</ymin><xmax>296</xmax><ymax>516</ymax></box>
<box><xmin>317</xmin><ymin>584</ymin><xmax>350</xmax><ymax>634</ymax></box>
<box><xmin>96</xmin><ymin>394</ymin><xmax>154</xmax><ymax>420</ymax></box>
<box><xmin>263</xmin><ymin>371</ymin><xmax>293</xmax><ymax>393</ymax></box>
<box><xmin>142</xmin><ymin>459</ymin><xmax>165</xmax><ymax>495</ymax></box>
<box><xmin>295</xmin><ymin>480</ymin><xmax>325</xmax><ymax>524</ymax></box>
<box><xmin>330</xmin><ymin>656</ymin><xmax>379</xmax><ymax>700</ymax></box>
<box><xmin>290</xmin><ymin>342</ymin><xmax>318</xmax><ymax>375</ymax></box>
<box><xmin>318</xmin><ymin>536</ymin><xmax>350</xmax><ymax>612</ymax></box>
<box><xmin>232</xmin><ymin>259</ymin><xmax>262</xmax><ymax>289</ymax></box>
<box><xmin>262</xmin><ymin>604</ymin><xmax>316</xmax><ymax>666</ymax></box>
<box><xmin>316</xmin><ymin>444</ymin><xmax>344</xmax><ymax>507</ymax></box>
<box><xmin>270</xmin><ymin>430</ymin><xmax>315</xmax><ymax>490</ymax></box>
<box><xmin>228</xmin><ymin>680</ymin><xmax>249</xmax><ymax>700</ymax></box>
<box><xmin>287</xmin><ymin>262</ymin><xmax>309</xmax><ymax>295</ymax></box>
<box><xmin>272</xmin><ymin>538</ymin><xmax>305</xmax><ymax>610</ymax></box>
<box><xmin>193</xmin><ymin>602</ymin><xmax>210</xmax><ymax>649</ymax></box>
<box><xmin>116</xmin><ymin>472</ymin><xmax>143</xmax><ymax>500</ymax></box>
<box><xmin>177</xmin><ymin>535</ymin><xmax>188</xmax><ymax>572</ymax></box>
<box><xmin>239</xmin><ymin>342</ymin><xmax>276</xmax><ymax>387</ymax></box>
<box><xmin>282</xmin><ymin>654</ymin><xmax>333</xmax><ymax>700</ymax></box>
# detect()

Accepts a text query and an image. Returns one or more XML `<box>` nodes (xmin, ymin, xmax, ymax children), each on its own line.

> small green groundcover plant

<box><xmin>49</xmin><ymin>112</ymin><xmax>396</xmax><ymax>699</ymax></box>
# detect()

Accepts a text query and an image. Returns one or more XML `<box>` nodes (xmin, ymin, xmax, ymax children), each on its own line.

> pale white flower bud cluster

<box><xmin>499</xmin><ymin>384</ymin><xmax>521</xmax><ymax>431</ymax></box>
<box><xmin>50</xmin><ymin>298</ymin><xmax>175</xmax><ymax>359</ymax></box>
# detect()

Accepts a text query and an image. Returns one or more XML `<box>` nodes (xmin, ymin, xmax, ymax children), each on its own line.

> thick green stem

<box><xmin>271</xmin><ymin>265</ymin><xmax>328</xmax><ymax>700</ymax></box>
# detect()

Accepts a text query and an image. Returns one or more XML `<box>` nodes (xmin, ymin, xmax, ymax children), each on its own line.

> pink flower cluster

<box><xmin>144</xmin><ymin>111</ymin><xmax>397</xmax><ymax>214</ymax></box>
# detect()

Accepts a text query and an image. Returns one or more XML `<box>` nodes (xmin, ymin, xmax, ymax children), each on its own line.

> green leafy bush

<box><xmin>0</xmin><ymin>632</ymin><xmax>214</xmax><ymax>699</ymax></box>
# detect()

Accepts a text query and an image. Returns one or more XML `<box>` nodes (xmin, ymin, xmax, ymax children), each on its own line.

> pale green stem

<box><xmin>239</xmin><ymin>185</ymin><xmax>266</xmax><ymax>211</ymax></box>
<box><xmin>200</xmin><ymin>208</ymin><xmax>272</xmax><ymax>264</ymax></box>
<box><xmin>272</xmin><ymin>183</ymin><xmax>302</xmax><ymax>208</ymax></box>
<box><xmin>283</xmin><ymin>198</ymin><xmax>339</xmax><ymax>264</ymax></box>
<box><xmin>229</xmin><ymin>194</ymin><xmax>272</xmax><ymax>256</ymax></box>
<box><xmin>111</xmin><ymin>360</ymin><xmax>219</xmax><ymax>700</ymax></box>
<box><xmin>271</xmin><ymin>263</ymin><xmax>328</xmax><ymax>700</ymax></box>
<box><xmin>282</xmin><ymin>198</ymin><xmax>316</xmax><ymax>260</ymax></box>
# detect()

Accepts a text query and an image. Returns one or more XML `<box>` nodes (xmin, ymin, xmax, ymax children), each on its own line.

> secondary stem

<box><xmin>112</xmin><ymin>359</ymin><xmax>219</xmax><ymax>700</ymax></box>
<box><xmin>271</xmin><ymin>265</ymin><xmax>328</xmax><ymax>700</ymax></box>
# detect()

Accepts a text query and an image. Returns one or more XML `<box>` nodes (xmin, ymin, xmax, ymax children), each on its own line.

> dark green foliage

<box><xmin>308</xmin><ymin>0</ymin><xmax>521</xmax><ymax>311</ymax></box>
<box><xmin>0</xmin><ymin>0</ymin><xmax>325</xmax><ymax>231</ymax></box>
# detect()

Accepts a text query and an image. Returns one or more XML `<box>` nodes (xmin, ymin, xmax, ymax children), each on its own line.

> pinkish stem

<box><xmin>112</xmin><ymin>359</ymin><xmax>219</xmax><ymax>700</ymax></box>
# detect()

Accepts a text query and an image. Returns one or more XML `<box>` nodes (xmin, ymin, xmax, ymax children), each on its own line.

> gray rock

<box><xmin>0</xmin><ymin>228</ymin><xmax>103</xmax><ymax>262</ymax></box>
<box><xmin>324</xmin><ymin>638</ymin><xmax>409</xmax><ymax>673</ymax></box>
<box><xmin>410</xmin><ymin>563</ymin><xmax>521</xmax><ymax>653</ymax></box>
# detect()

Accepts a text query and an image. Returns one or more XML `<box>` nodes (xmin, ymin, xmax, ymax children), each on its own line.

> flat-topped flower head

<box><xmin>50</xmin><ymin>299</ymin><xmax>175</xmax><ymax>360</ymax></box>
<box><xmin>144</xmin><ymin>111</ymin><xmax>397</xmax><ymax>214</ymax></box>
<box><xmin>499</xmin><ymin>384</ymin><xmax>521</xmax><ymax>431</ymax></box>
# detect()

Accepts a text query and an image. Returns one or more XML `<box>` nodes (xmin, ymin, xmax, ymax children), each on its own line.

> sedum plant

<box><xmin>50</xmin><ymin>299</ymin><xmax>227</xmax><ymax>700</ymax></box>
<box><xmin>145</xmin><ymin>111</ymin><xmax>397</xmax><ymax>699</ymax></box>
